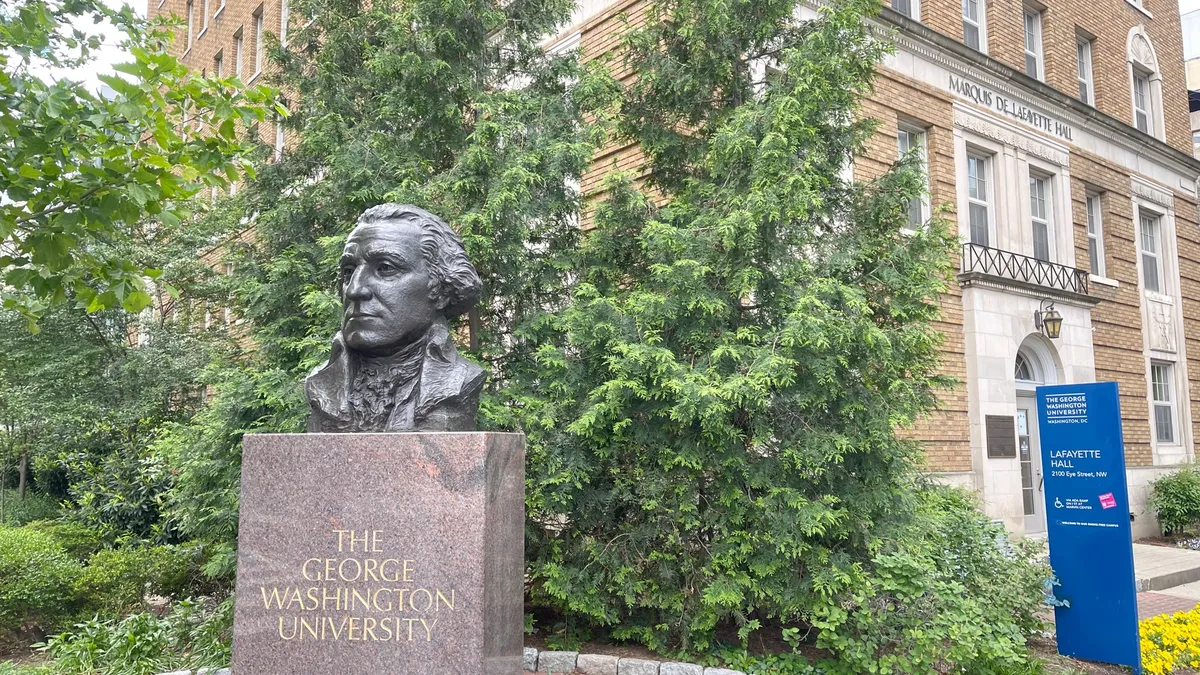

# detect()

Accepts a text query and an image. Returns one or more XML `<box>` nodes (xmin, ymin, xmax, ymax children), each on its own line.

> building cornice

<box><xmin>876</xmin><ymin>7</ymin><xmax>1200</xmax><ymax>185</ymax></box>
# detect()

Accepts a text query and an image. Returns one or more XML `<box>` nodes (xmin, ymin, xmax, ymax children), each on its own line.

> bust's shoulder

<box><xmin>456</xmin><ymin>355</ymin><xmax>485</xmax><ymax>391</ymax></box>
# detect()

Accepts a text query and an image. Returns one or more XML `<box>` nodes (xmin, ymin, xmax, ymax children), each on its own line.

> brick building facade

<box><xmin>155</xmin><ymin>0</ymin><xmax>1200</xmax><ymax>537</ymax></box>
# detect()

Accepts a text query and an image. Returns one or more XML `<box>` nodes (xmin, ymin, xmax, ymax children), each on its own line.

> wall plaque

<box><xmin>986</xmin><ymin>414</ymin><xmax>1017</xmax><ymax>458</ymax></box>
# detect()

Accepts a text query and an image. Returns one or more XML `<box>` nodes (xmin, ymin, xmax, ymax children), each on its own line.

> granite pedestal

<box><xmin>231</xmin><ymin>432</ymin><xmax>524</xmax><ymax>675</ymax></box>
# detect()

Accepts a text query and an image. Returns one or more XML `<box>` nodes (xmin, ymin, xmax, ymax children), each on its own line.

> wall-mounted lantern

<box><xmin>1034</xmin><ymin>298</ymin><xmax>1063</xmax><ymax>339</ymax></box>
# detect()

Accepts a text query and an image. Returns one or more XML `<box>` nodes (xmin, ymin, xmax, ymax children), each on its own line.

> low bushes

<box><xmin>1141</xmin><ymin>606</ymin><xmax>1200</xmax><ymax>674</ymax></box>
<box><xmin>808</xmin><ymin>486</ymin><xmax>1049</xmax><ymax>674</ymax></box>
<box><xmin>3</xmin><ymin>599</ymin><xmax>232</xmax><ymax>675</ymax></box>
<box><xmin>0</xmin><ymin>494</ymin><xmax>60</xmax><ymax>527</ymax></box>
<box><xmin>0</xmin><ymin>524</ymin><xmax>203</xmax><ymax>637</ymax></box>
<box><xmin>0</xmin><ymin>526</ymin><xmax>81</xmax><ymax>635</ymax></box>
<box><xmin>1148</xmin><ymin>466</ymin><xmax>1200</xmax><ymax>535</ymax></box>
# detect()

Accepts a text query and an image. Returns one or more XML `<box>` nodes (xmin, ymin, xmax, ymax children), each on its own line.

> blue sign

<box><xmin>1037</xmin><ymin>382</ymin><xmax>1140</xmax><ymax>672</ymax></box>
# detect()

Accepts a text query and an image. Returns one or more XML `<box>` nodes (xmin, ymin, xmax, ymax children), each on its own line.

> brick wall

<box><xmin>1067</xmin><ymin>153</ymin><xmax>1155</xmax><ymax>465</ymax></box>
<box><xmin>918</xmin><ymin>0</ymin><xmax>1194</xmax><ymax>155</ymax></box>
<box><xmin>153</xmin><ymin>0</ymin><xmax>286</xmax><ymax>146</ymax></box>
<box><xmin>858</xmin><ymin>70</ymin><xmax>973</xmax><ymax>473</ymax></box>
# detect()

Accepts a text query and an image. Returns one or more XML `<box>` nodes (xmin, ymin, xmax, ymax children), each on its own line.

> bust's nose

<box><xmin>343</xmin><ymin>267</ymin><xmax>372</xmax><ymax>302</ymax></box>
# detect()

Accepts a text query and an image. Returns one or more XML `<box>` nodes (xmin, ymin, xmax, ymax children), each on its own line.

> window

<box><xmin>202</xmin><ymin>0</ymin><xmax>210</xmax><ymax>32</ymax></box>
<box><xmin>1140</xmin><ymin>212</ymin><xmax>1162</xmax><ymax>293</ymax></box>
<box><xmin>967</xmin><ymin>153</ymin><xmax>990</xmax><ymax>246</ymax></box>
<box><xmin>274</xmin><ymin>116</ymin><xmax>285</xmax><ymax>161</ymax></box>
<box><xmin>253</xmin><ymin>9</ymin><xmax>264</xmax><ymax>76</ymax></box>
<box><xmin>1151</xmin><ymin>362</ymin><xmax>1176</xmax><ymax>444</ymax></box>
<box><xmin>892</xmin><ymin>0</ymin><xmax>916</xmax><ymax>19</ymax></box>
<box><xmin>1029</xmin><ymin>174</ymin><xmax>1050</xmax><ymax>261</ymax></box>
<box><xmin>1128</xmin><ymin>29</ymin><xmax>1163</xmax><ymax>140</ymax></box>
<box><xmin>1076</xmin><ymin>37</ymin><xmax>1094</xmax><ymax>104</ymax></box>
<box><xmin>1133</xmin><ymin>72</ymin><xmax>1151</xmax><ymax>134</ymax></box>
<box><xmin>1086</xmin><ymin>194</ymin><xmax>1105</xmax><ymax>277</ymax></box>
<box><xmin>280</xmin><ymin>0</ymin><xmax>290</xmax><ymax>46</ymax></box>
<box><xmin>186</xmin><ymin>0</ymin><xmax>195</xmax><ymax>49</ymax></box>
<box><xmin>234</xmin><ymin>29</ymin><xmax>244</xmax><ymax>78</ymax></box>
<box><xmin>897</xmin><ymin>125</ymin><xmax>927</xmax><ymax>231</ymax></box>
<box><xmin>1015</xmin><ymin>352</ymin><xmax>1036</xmax><ymax>381</ymax></box>
<box><xmin>214</xmin><ymin>51</ymin><xmax>223</xmax><ymax>78</ymax></box>
<box><xmin>1024</xmin><ymin>9</ymin><xmax>1043</xmax><ymax>79</ymax></box>
<box><xmin>963</xmin><ymin>0</ymin><xmax>984</xmax><ymax>50</ymax></box>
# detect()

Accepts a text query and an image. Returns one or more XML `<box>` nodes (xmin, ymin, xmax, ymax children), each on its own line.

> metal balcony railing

<box><xmin>960</xmin><ymin>242</ymin><xmax>1089</xmax><ymax>296</ymax></box>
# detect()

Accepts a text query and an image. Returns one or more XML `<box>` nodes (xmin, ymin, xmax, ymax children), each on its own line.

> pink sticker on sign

<box><xmin>1099</xmin><ymin>493</ymin><xmax>1117</xmax><ymax>509</ymax></box>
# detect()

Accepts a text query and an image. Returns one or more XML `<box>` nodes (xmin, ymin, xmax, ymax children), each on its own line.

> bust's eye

<box><xmin>340</xmin><ymin>265</ymin><xmax>356</xmax><ymax>278</ymax></box>
<box><xmin>376</xmin><ymin>261</ymin><xmax>399</xmax><ymax>275</ymax></box>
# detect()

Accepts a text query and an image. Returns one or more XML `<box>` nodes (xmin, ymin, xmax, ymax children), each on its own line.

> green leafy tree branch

<box><xmin>0</xmin><ymin>0</ymin><xmax>281</xmax><ymax>326</ymax></box>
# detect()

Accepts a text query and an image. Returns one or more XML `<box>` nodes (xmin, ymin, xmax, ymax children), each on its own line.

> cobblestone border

<box><xmin>157</xmin><ymin>649</ymin><xmax>746</xmax><ymax>675</ymax></box>
<box><xmin>525</xmin><ymin>648</ymin><xmax>745</xmax><ymax>675</ymax></box>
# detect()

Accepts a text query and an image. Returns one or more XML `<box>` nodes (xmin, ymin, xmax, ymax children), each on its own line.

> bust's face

<box><xmin>339</xmin><ymin>219</ymin><xmax>441</xmax><ymax>357</ymax></box>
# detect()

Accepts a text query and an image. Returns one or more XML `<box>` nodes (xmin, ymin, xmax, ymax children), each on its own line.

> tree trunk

<box><xmin>17</xmin><ymin>449</ymin><xmax>27</xmax><ymax>501</ymax></box>
<box><xmin>468</xmin><ymin>307</ymin><xmax>481</xmax><ymax>352</ymax></box>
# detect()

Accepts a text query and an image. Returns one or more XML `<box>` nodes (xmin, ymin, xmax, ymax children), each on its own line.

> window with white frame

<box><xmin>897</xmin><ymin>124</ymin><xmax>927</xmax><ymax>231</ymax></box>
<box><xmin>1086</xmin><ymin>193</ymin><xmax>1105</xmax><ymax>277</ymax></box>
<box><xmin>1151</xmin><ymin>361</ymin><xmax>1176</xmax><ymax>444</ymax></box>
<box><xmin>1140</xmin><ymin>211</ymin><xmax>1163</xmax><ymax>293</ymax></box>
<box><xmin>253</xmin><ymin>8</ymin><xmax>264</xmax><ymax>77</ymax></box>
<box><xmin>274</xmin><ymin>116</ymin><xmax>285</xmax><ymax>161</ymax></box>
<box><xmin>1133</xmin><ymin>71</ymin><xmax>1152</xmax><ymax>134</ymax></box>
<box><xmin>234</xmin><ymin>29</ymin><xmax>244</xmax><ymax>78</ymax></box>
<box><xmin>962</xmin><ymin>0</ymin><xmax>984</xmax><ymax>51</ymax></box>
<box><xmin>214</xmin><ymin>51</ymin><xmax>223</xmax><ymax>78</ymax></box>
<box><xmin>1029</xmin><ymin>173</ymin><xmax>1051</xmax><ymax>261</ymax></box>
<box><xmin>967</xmin><ymin>153</ymin><xmax>990</xmax><ymax>246</ymax></box>
<box><xmin>1023</xmin><ymin>8</ymin><xmax>1043</xmax><ymax>80</ymax></box>
<box><xmin>280</xmin><ymin>0</ymin><xmax>290</xmax><ymax>46</ymax></box>
<box><xmin>186</xmin><ymin>0</ymin><xmax>195</xmax><ymax>49</ymax></box>
<box><xmin>202</xmin><ymin>0</ymin><xmax>210</xmax><ymax>32</ymax></box>
<box><xmin>891</xmin><ymin>0</ymin><xmax>917</xmax><ymax>19</ymax></box>
<box><xmin>1128</xmin><ymin>30</ymin><xmax>1163</xmax><ymax>140</ymax></box>
<box><xmin>1076</xmin><ymin>36</ymin><xmax>1094</xmax><ymax>104</ymax></box>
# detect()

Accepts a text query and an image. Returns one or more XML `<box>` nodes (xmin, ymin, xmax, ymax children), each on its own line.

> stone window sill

<box><xmin>213</xmin><ymin>5</ymin><xmax>224</xmax><ymax>20</ymax></box>
<box><xmin>1089</xmin><ymin>274</ymin><xmax>1119</xmax><ymax>288</ymax></box>
<box><xmin>1125</xmin><ymin>0</ymin><xmax>1153</xmax><ymax>18</ymax></box>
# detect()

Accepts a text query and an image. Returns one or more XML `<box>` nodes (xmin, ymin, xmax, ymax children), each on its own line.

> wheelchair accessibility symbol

<box><xmin>1054</xmin><ymin>497</ymin><xmax>1064</xmax><ymax>508</ymax></box>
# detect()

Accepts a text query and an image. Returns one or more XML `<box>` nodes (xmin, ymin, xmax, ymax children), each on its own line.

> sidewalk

<box><xmin>1134</xmin><ymin>543</ymin><xmax>1200</xmax><ymax>591</ymax></box>
<box><xmin>1133</xmin><ymin>543</ymin><xmax>1200</xmax><ymax>619</ymax></box>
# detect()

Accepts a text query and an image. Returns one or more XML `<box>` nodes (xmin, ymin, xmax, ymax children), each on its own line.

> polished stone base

<box><xmin>231</xmin><ymin>432</ymin><xmax>525</xmax><ymax>675</ymax></box>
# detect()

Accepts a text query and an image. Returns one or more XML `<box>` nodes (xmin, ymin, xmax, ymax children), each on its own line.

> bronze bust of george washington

<box><xmin>305</xmin><ymin>204</ymin><xmax>484</xmax><ymax>432</ymax></box>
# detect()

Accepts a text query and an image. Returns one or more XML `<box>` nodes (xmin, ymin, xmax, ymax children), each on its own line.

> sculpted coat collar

<box><xmin>305</xmin><ymin>322</ymin><xmax>485</xmax><ymax>432</ymax></box>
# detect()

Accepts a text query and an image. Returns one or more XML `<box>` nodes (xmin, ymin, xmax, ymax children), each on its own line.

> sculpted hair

<box><xmin>353</xmin><ymin>204</ymin><xmax>482</xmax><ymax>318</ymax></box>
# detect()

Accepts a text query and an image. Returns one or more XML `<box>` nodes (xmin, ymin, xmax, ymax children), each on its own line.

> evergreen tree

<box><xmin>158</xmin><ymin>0</ymin><xmax>612</xmax><ymax>574</ymax></box>
<box><xmin>518</xmin><ymin>0</ymin><xmax>1003</xmax><ymax>659</ymax></box>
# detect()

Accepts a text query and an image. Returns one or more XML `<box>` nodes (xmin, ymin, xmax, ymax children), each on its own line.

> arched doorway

<box><xmin>1015</xmin><ymin>335</ymin><xmax>1060</xmax><ymax>534</ymax></box>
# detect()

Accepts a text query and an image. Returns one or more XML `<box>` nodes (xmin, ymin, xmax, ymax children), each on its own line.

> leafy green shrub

<box><xmin>74</xmin><ymin>546</ymin><xmax>202</xmax><ymax>618</ymax></box>
<box><xmin>21</xmin><ymin>521</ymin><xmax>104</xmax><ymax>562</ymax></box>
<box><xmin>0</xmin><ymin>494</ymin><xmax>60</xmax><ymax>527</ymax></box>
<box><xmin>1148</xmin><ymin>466</ymin><xmax>1200</xmax><ymax>535</ymax></box>
<box><xmin>809</xmin><ymin>485</ymin><xmax>1047</xmax><ymax>674</ymax></box>
<box><xmin>37</xmin><ymin>598</ymin><xmax>232</xmax><ymax>675</ymax></box>
<box><xmin>0</xmin><ymin>526</ymin><xmax>83</xmax><ymax>634</ymax></box>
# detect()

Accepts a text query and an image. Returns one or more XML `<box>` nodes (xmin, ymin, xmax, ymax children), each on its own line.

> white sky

<box><xmin>64</xmin><ymin>0</ymin><xmax>1200</xmax><ymax>91</ymax></box>
<box><xmin>52</xmin><ymin>0</ymin><xmax>147</xmax><ymax>92</ymax></box>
